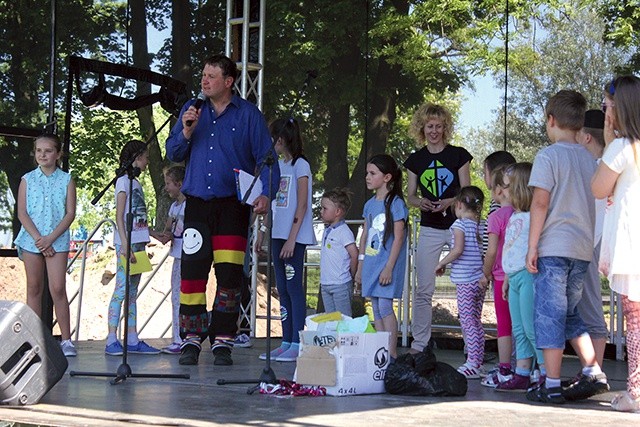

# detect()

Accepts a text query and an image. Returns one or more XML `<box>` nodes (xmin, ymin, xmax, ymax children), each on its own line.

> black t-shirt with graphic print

<box><xmin>403</xmin><ymin>144</ymin><xmax>473</xmax><ymax>229</ymax></box>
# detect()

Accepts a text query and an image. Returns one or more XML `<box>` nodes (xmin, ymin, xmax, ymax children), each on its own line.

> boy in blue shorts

<box><xmin>525</xmin><ymin>90</ymin><xmax>609</xmax><ymax>404</ymax></box>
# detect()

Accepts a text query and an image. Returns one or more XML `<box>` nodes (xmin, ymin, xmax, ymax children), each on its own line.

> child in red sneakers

<box><xmin>494</xmin><ymin>162</ymin><xmax>546</xmax><ymax>392</ymax></box>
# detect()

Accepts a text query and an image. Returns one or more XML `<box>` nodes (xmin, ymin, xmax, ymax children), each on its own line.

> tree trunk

<box><xmin>171</xmin><ymin>0</ymin><xmax>193</xmax><ymax>95</ymax></box>
<box><xmin>347</xmin><ymin>57</ymin><xmax>400</xmax><ymax>219</ymax></box>
<box><xmin>324</xmin><ymin>104</ymin><xmax>351</xmax><ymax>191</ymax></box>
<box><xmin>346</xmin><ymin>0</ymin><xmax>408</xmax><ymax>219</ymax></box>
<box><xmin>130</xmin><ymin>0</ymin><xmax>169</xmax><ymax>229</ymax></box>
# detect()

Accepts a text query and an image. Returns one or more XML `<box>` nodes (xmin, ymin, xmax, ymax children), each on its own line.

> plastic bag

<box><xmin>384</xmin><ymin>348</ymin><xmax>467</xmax><ymax>396</ymax></box>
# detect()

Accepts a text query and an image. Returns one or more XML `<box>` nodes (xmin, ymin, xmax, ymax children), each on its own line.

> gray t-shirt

<box><xmin>529</xmin><ymin>141</ymin><xmax>595</xmax><ymax>261</ymax></box>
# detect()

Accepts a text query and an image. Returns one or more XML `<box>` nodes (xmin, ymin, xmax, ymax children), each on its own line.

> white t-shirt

<box><xmin>599</xmin><ymin>138</ymin><xmax>640</xmax><ymax>301</ymax></box>
<box><xmin>271</xmin><ymin>157</ymin><xmax>316</xmax><ymax>245</ymax></box>
<box><xmin>502</xmin><ymin>211</ymin><xmax>530</xmax><ymax>275</ymax></box>
<box><xmin>529</xmin><ymin>142</ymin><xmax>595</xmax><ymax>261</ymax></box>
<box><xmin>168</xmin><ymin>200</ymin><xmax>185</xmax><ymax>259</ymax></box>
<box><xmin>114</xmin><ymin>175</ymin><xmax>150</xmax><ymax>245</ymax></box>
<box><xmin>320</xmin><ymin>221</ymin><xmax>356</xmax><ymax>284</ymax></box>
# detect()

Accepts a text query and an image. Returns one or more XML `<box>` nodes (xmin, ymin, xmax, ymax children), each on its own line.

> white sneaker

<box><xmin>234</xmin><ymin>333</ymin><xmax>253</xmax><ymax>348</ymax></box>
<box><xmin>60</xmin><ymin>340</ymin><xmax>77</xmax><ymax>357</ymax></box>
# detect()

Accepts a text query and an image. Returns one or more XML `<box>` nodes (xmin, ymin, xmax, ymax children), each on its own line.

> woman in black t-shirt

<box><xmin>403</xmin><ymin>103</ymin><xmax>472</xmax><ymax>353</ymax></box>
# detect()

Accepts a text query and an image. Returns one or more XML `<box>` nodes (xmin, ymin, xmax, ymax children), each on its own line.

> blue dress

<box><xmin>361</xmin><ymin>196</ymin><xmax>408</xmax><ymax>299</ymax></box>
<box><xmin>14</xmin><ymin>167</ymin><xmax>71</xmax><ymax>255</ymax></box>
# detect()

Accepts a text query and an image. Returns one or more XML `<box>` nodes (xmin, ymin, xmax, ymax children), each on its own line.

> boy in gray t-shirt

<box><xmin>525</xmin><ymin>90</ymin><xmax>608</xmax><ymax>404</ymax></box>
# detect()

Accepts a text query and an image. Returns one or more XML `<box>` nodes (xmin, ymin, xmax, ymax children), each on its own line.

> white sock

<box><xmin>582</xmin><ymin>364</ymin><xmax>603</xmax><ymax>376</ymax></box>
<box><xmin>127</xmin><ymin>331</ymin><xmax>139</xmax><ymax>346</ymax></box>
<box><xmin>106</xmin><ymin>333</ymin><xmax>118</xmax><ymax>345</ymax></box>
<box><xmin>545</xmin><ymin>377</ymin><xmax>561</xmax><ymax>389</ymax></box>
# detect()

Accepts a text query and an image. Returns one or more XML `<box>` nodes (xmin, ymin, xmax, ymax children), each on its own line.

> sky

<box><xmin>459</xmin><ymin>74</ymin><xmax>503</xmax><ymax>132</ymax></box>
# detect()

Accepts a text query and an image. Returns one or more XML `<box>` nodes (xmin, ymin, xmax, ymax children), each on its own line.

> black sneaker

<box><xmin>562</xmin><ymin>372</ymin><xmax>609</xmax><ymax>401</ymax></box>
<box><xmin>179</xmin><ymin>345</ymin><xmax>200</xmax><ymax>365</ymax></box>
<box><xmin>213</xmin><ymin>347</ymin><xmax>233</xmax><ymax>366</ymax></box>
<box><xmin>561</xmin><ymin>371</ymin><xmax>583</xmax><ymax>388</ymax></box>
<box><xmin>526</xmin><ymin>384</ymin><xmax>566</xmax><ymax>404</ymax></box>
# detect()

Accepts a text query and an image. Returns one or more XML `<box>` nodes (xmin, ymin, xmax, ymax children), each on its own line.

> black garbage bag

<box><xmin>384</xmin><ymin>349</ymin><xmax>467</xmax><ymax>396</ymax></box>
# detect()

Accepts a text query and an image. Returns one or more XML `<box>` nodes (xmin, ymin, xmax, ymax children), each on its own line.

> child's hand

<box><xmin>130</xmin><ymin>251</ymin><xmax>137</xmax><ymax>263</ymax></box>
<box><xmin>502</xmin><ymin>281</ymin><xmax>509</xmax><ymax>301</ymax></box>
<box><xmin>254</xmin><ymin>232</ymin><xmax>265</xmax><ymax>255</ymax></box>
<box><xmin>280</xmin><ymin>239</ymin><xmax>295</xmax><ymax>259</ymax></box>
<box><xmin>42</xmin><ymin>247</ymin><xmax>55</xmax><ymax>257</ymax></box>
<box><xmin>434</xmin><ymin>264</ymin><xmax>446</xmax><ymax>276</ymax></box>
<box><xmin>36</xmin><ymin>235</ymin><xmax>54</xmax><ymax>252</ymax></box>
<box><xmin>379</xmin><ymin>265</ymin><xmax>393</xmax><ymax>286</ymax></box>
<box><xmin>479</xmin><ymin>274</ymin><xmax>489</xmax><ymax>289</ymax></box>
<box><xmin>525</xmin><ymin>248</ymin><xmax>538</xmax><ymax>274</ymax></box>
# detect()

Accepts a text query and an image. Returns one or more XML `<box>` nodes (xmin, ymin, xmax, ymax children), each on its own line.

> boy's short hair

<box><xmin>163</xmin><ymin>164</ymin><xmax>186</xmax><ymax>182</ymax></box>
<box><xmin>582</xmin><ymin>109</ymin><xmax>605</xmax><ymax>148</ymax></box>
<box><xmin>582</xmin><ymin>128</ymin><xmax>605</xmax><ymax>148</ymax></box>
<box><xmin>322</xmin><ymin>187</ymin><xmax>352</xmax><ymax>214</ymax></box>
<box><xmin>484</xmin><ymin>150</ymin><xmax>516</xmax><ymax>174</ymax></box>
<box><xmin>545</xmin><ymin>90</ymin><xmax>587</xmax><ymax>131</ymax></box>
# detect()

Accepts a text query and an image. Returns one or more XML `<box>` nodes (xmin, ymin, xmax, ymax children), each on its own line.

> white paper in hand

<box><xmin>234</xmin><ymin>168</ymin><xmax>263</xmax><ymax>205</ymax></box>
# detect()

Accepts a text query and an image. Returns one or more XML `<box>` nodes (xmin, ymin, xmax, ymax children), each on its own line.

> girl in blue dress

<box><xmin>14</xmin><ymin>134</ymin><xmax>77</xmax><ymax>357</ymax></box>
<box><xmin>355</xmin><ymin>154</ymin><xmax>408</xmax><ymax>360</ymax></box>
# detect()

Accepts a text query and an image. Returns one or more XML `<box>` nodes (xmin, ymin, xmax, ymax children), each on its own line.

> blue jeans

<box><xmin>321</xmin><ymin>281</ymin><xmax>353</xmax><ymax>316</ymax></box>
<box><xmin>272</xmin><ymin>239</ymin><xmax>307</xmax><ymax>344</ymax></box>
<box><xmin>533</xmin><ymin>256</ymin><xmax>589</xmax><ymax>349</ymax></box>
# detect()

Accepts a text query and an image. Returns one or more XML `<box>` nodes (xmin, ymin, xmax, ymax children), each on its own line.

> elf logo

<box><xmin>373</xmin><ymin>347</ymin><xmax>389</xmax><ymax>368</ymax></box>
<box><xmin>313</xmin><ymin>335</ymin><xmax>336</xmax><ymax>347</ymax></box>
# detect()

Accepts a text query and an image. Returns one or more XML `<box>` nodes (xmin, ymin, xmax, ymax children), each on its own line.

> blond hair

<box><xmin>507</xmin><ymin>162</ymin><xmax>533</xmax><ymax>212</ymax></box>
<box><xmin>408</xmin><ymin>103</ymin><xmax>453</xmax><ymax>147</ymax></box>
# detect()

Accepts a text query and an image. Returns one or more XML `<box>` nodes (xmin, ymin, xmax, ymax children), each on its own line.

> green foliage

<box><xmin>469</xmin><ymin>2</ymin><xmax>630</xmax><ymax>161</ymax></box>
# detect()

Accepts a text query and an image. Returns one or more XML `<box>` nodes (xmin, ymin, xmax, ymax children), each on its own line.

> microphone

<box><xmin>186</xmin><ymin>92</ymin><xmax>206</xmax><ymax>127</ymax></box>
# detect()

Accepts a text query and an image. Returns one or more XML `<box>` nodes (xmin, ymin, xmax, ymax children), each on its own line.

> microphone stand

<box><xmin>70</xmin><ymin>116</ymin><xmax>190</xmax><ymax>384</ymax></box>
<box><xmin>217</xmin><ymin>70</ymin><xmax>317</xmax><ymax>393</ymax></box>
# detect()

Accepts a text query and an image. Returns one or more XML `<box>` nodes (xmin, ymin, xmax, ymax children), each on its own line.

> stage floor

<box><xmin>0</xmin><ymin>338</ymin><xmax>638</xmax><ymax>426</ymax></box>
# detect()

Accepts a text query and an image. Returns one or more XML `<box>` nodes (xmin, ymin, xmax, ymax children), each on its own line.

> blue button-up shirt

<box><xmin>166</xmin><ymin>94</ymin><xmax>279</xmax><ymax>201</ymax></box>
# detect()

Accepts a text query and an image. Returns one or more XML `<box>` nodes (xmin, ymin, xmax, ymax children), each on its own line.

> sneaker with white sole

<box><xmin>481</xmin><ymin>367</ymin><xmax>512</xmax><ymax>388</ymax></box>
<box><xmin>161</xmin><ymin>342</ymin><xmax>182</xmax><ymax>354</ymax></box>
<box><xmin>275</xmin><ymin>347</ymin><xmax>299</xmax><ymax>362</ymax></box>
<box><xmin>234</xmin><ymin>333</ymin><xmax>253</xmax><ymax>348</ymax></box>
<box><xmin>60</xmin><ymin>340</ymin><xmax>77</xmax><ymax>357</ymax></box>
<box><xmin>457</xmin><ymin>362</ymin><xmax>485</xmax><ymax>379</ymax></box>
<box><xmin>127</xmin><ymin>340</ymin><xmax>161</xmax><ymax>355</ymax></box>
<box><xmin>259</xmin><ymin>346</ymin><xmax>288</xmax><ymax>360</ymax></box>
<box><xmin>105</xmin><ymin>341</ymin><xmax>124</xmax><ymax>356</ymax></box>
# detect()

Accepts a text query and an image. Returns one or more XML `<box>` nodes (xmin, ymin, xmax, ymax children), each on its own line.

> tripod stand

<box><xmin>217</xmin><ymin>70</ymin><xmax>317</xmax><ymax>393</ymax></box>
<box><xmin>70</xmin><ymin>119</ymin><xmax>189</xmax><ymax>384</ymax></box>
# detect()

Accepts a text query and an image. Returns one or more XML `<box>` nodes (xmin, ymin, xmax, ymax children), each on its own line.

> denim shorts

<box><xmin>533</xmin><ymin>256</ymin><xmax>589</xmax><ymax>348</ymax></box>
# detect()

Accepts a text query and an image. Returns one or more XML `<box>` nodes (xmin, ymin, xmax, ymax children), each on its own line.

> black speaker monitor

<box><xmin>0</xmin><ymin>301</ymin><xmax>68</xmax><ymax>405</ymax></box>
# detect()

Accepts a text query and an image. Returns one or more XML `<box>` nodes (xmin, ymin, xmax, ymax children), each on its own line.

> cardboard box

<box><xmin>296</xmin><ymin>330</ymin><xmax>390</xmax><ymax>396</ymax></box>
<box><xmin>295</xmin><ymin>346</ymin><xmax>336</xmax><ymax>386</ymax></box>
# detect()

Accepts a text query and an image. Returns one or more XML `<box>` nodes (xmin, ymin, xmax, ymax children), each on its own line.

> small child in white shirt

<box><xmin>319</xmin><ymin>188</ymin><xmax>358</xmax><ymax>316</ymax></box>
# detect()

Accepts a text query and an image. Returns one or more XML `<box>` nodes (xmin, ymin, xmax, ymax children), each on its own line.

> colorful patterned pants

<box><xmin>179</xmin><ymin>196</ymin><xmax>250</xmax><ymax>351</ymax></box>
